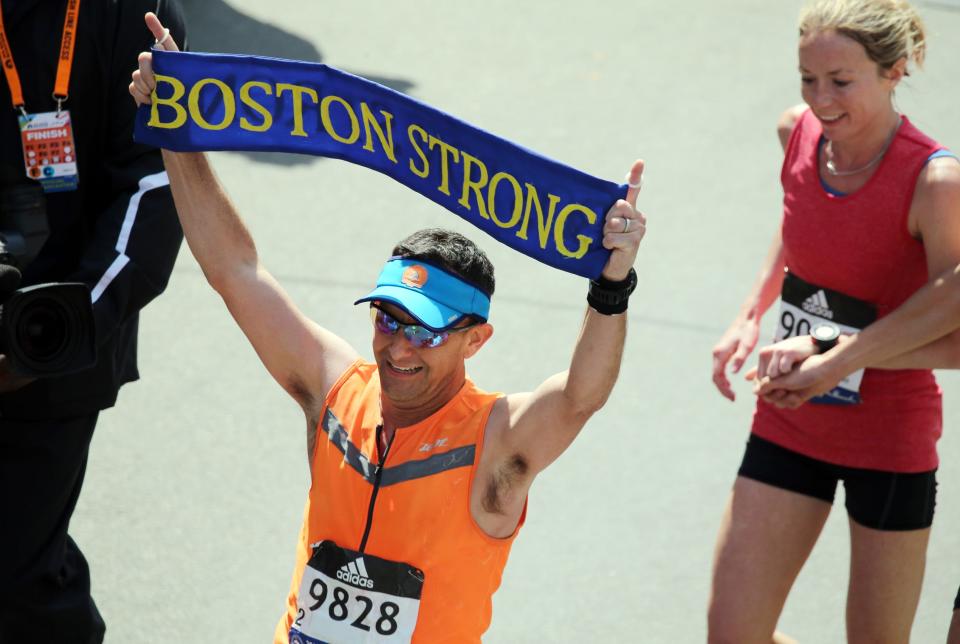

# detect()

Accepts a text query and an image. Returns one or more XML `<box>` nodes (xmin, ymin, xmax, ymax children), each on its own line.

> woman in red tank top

<box><xmin>708</xmin><ymin>1</ymin><xmax>960</xmax><ymax>641</ymax></box>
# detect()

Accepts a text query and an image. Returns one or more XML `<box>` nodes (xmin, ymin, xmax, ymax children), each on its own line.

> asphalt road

<box><xmin>72</xmin><ymin>1</ymin><xmax>960</xmax><ymax>641</ymax></box>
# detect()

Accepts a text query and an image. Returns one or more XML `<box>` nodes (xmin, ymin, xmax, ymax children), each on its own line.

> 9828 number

<box><xmin>294</xmin><ymin>578</ymin><xmax>400</xmax><ymax>636</ymax></box>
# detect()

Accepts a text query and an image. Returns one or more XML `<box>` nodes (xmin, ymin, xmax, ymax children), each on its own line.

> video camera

<box><xmin>0</xmin><ymin>180</ymin><xmax>96</xmax><ymax>377</ymax></box>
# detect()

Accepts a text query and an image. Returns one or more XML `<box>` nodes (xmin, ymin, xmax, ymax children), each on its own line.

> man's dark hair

<box><xmin>391</xmin><ymin>228</ymin><xmax>495</xmax><ymax>297</ymax></box>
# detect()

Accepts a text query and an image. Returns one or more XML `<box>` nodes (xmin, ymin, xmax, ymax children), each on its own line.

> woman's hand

<box><xmin>744</xmin><ymin>334</ymin><xmax>817</xmax><ymax>383</ymax></box>
<box><xmin>751</xmin><ymin>335</ymin><xmax>852</xmax><ymax>408</ymax></box>
<box><xmin>712</xmin><ymin>317</ymin><xmax>761</xmax><ymax>401</ymax></box>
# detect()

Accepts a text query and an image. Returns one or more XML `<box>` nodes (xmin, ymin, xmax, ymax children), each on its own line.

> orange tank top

<box><xmin>274</xmin><ymin>360</ymin><xmax>523</xmax><ymax>643</ymax></box>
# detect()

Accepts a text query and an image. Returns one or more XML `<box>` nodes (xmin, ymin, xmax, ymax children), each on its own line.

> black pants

<box><xmin>0</xmin><ymin>412</ymin><xmax>105</xmax><ymax>644</ymax></box>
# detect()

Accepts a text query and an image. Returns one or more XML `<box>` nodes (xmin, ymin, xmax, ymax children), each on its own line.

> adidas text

<box><xmin>337</xmin><ymin>557</ymin><xmax>374</xmax><ymax>589</ymax></box>
<box><xmin>336</xmin><ymin>569</ymin><xmax>374</xmax><ymax>589</ymax></box>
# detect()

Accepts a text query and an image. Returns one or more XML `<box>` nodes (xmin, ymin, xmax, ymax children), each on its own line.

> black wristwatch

<box><xmin>811</xmin><ymin>322</ymin><xmax>841</xmax><ymax>353</ymax></box>
<box><xmin>587</xmin><ymin>268</ymin><xmax>638</xmax><ymax>315</ymax></box>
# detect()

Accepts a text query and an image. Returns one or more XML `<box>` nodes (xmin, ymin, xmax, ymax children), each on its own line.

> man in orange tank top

<box><xmin>129</xmin><ymin>13</ymin><xmax>647</xmax><ymax>642</ymax></box>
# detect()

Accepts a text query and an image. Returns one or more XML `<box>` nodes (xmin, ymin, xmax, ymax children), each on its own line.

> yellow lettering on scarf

<box><xmin>517</xmin><ymin>184</ymin><xmax>562</xmax><ymax>249</ymax></box>
<box><xmin>276</xmin><ymin>83</ymin><xmax>318</xmax><ymax>137</ymax></box>
<box><xmin>239</xmin><ymin>81</ymin><xmax>273</xmax><ymax>132</ymax></box>
<box><xmin>458</xmin><ymin>151</ymin><xmax>489</xmax><ymax>219</ymax></box>
<box><xmin>407</xmin><ymin>124</ymin><xmax>430</xmax><ymax>178</ymax></box>
<box><xmin>553</xmin><ymin>203</ymin><xmax>597</xmax><ymax>259</ymax></box>
<box><xmin>487</xmin><ymin>172</ymin><xmax>523</xmax><ymax>229</ymax></box>
<box><xmin>428</xmin><ymin>136</ymin><xmax>460</xmax><ymax>196</ymax></box>
<box><xmin>400</xmin><ymin>128</ymin><xmax>597</xmax><ymax>260</ymax></box>
<box><xmin>143</xmin><ymin>72</ymin><xmax>599</xmax><ymax>264</ymax></box>
<box><xmin>147</xmin><ymin>74</ymin><xmax>188</xmax><ymax>129</ymax></box>
<box><xmin>360</xmin><ymin>104</ymin><xmax>397</xmax><ymax>163</ymax></box>
<box><xmin>320</xmin><ymin>95</ymin><xmax>360</xmax><ymax>144</ymax></box>
<box><xmin>188</xmin><ymin>78</ymin><xmax>236</xmax><ymax>130</ymax></box>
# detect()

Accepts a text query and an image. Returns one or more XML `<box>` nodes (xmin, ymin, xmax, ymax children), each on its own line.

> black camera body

<box><xmin>0</xmin><ymin>180</ymin><xmax>96</xmax><ymax>378</ymax></box>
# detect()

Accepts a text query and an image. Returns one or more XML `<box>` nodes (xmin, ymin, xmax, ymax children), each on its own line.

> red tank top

<box><xmin>752</xmin><ymin>109</ymin><xmax>944</xmax><ymax>472</ymax></box>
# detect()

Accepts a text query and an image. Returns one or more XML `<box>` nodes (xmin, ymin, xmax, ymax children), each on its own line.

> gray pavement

<box><xmin>72</xmin><ymin>1</ymin><xmax>960</xmax><ymax>641</ymax></box>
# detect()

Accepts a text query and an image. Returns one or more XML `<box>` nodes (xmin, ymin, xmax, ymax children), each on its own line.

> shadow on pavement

<box><xmin>178</xmin><ymin>0</ymin><xmax>416</xmax><ymax>167</ymax></box>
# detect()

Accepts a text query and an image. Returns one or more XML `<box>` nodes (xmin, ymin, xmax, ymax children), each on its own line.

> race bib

<box><xmin>289</xmin><ymin>541</ymin><xmax>424</xmax><ymax>644</ymax></box>
<box><xmin>775</xmin><ymin>271</ymin><xmax>876</xmax><ymax>405</ymax></box>
<box><xmin>19</xmin><ymin>110</ymin><xmax>79</xmax><ymax>193</ymax></box>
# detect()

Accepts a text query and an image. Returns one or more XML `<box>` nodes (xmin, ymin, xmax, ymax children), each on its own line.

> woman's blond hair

<box><xmin>799</xmin><ymin>0</ymin><xmax>926</xmax><ymax>73</ymax></box>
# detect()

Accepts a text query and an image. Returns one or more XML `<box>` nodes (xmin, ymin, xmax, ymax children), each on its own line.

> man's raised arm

<box><xmin>129</xmin><ymin>13</ymin><xmax>358</xmax><ymax>414</ymax></box>
<box><xmin>490</xmin><ymin>160</ymin><xmax>646</xmax><ymax>476</ymax></box>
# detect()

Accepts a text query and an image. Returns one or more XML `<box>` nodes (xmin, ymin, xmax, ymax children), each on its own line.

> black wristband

<box><xmin>587</xmin><ymin>268</ymin><xmax>637</xmax><ymax>315</ymax></box>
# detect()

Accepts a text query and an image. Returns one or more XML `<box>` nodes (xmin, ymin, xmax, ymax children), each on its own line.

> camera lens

<box><xmin>0</xmin><ymin>282</ymin><xmax>96</xmax><ymax>376</ymax></box>
<box><xmin>15</xmin><ymin>299</ymin><xmax>71</xmax><ymax>361</ymax></box>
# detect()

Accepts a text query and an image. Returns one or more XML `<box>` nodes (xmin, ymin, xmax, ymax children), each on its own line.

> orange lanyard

<box><xmin>0</xmin><ymin>0</ymin><xmax>80</xmax><ymax>114</ymax></box>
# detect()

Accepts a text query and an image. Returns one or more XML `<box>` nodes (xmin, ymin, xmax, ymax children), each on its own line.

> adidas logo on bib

<box><xmin>337</xmin><ymin>556</ymin><xmax>374</xmax><ymax>589</ymax></box>
<box><xmin>801</xmin><ymin>290</ymin><xmax>833</xmax><ymax>319</ymax></box>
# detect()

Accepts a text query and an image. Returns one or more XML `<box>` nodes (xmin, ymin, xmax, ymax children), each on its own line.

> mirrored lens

<box><xmin>371</xmin><ymin>308</ymin><xmax>400</xmax><ymax>335</ymax></box>
<box><xmin>370</xmin><ymin>306</ymin><xmax>450</xmax><ymax>348</ymax></box>
<box><xmin>404</xmin><ymin>326</ymin><xmax>448</xmax><ymax>348</ymax></box>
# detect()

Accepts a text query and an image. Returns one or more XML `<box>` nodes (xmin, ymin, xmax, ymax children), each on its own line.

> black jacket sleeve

<box><xmin>68</xmin><ymin>0</ymin><xmax>188</xmax><ymax>348</ymax></box>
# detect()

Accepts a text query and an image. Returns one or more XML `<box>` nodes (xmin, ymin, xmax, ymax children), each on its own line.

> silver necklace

<box><xmin>825</xmin><ymin>116</ymin><xmax>902</xmax><ymax>177</ymax></box>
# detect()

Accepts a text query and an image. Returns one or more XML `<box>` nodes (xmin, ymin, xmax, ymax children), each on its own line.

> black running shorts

<box><xmin>738</xmin><ymin>434</ymin><xmax>936</xmax><ymax>531</ymax></box>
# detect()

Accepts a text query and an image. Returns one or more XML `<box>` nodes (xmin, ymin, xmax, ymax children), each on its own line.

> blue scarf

<box><xmin>134</xmin><ymin>50</ymin><xmax>627</xmax><ymax>279</ymax></box>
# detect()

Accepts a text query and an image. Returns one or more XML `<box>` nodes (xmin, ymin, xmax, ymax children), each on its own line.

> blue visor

<box><xmin>354</xmin><ymin>258</ymin><xmax>491</xmax><ymax>331</ymax></box>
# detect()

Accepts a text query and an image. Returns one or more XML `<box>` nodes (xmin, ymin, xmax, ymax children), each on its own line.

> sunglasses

<box><xmin>370</xmin><ymin>305</ymin><xmax>476</xmax><ymax>348</ymax></box>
